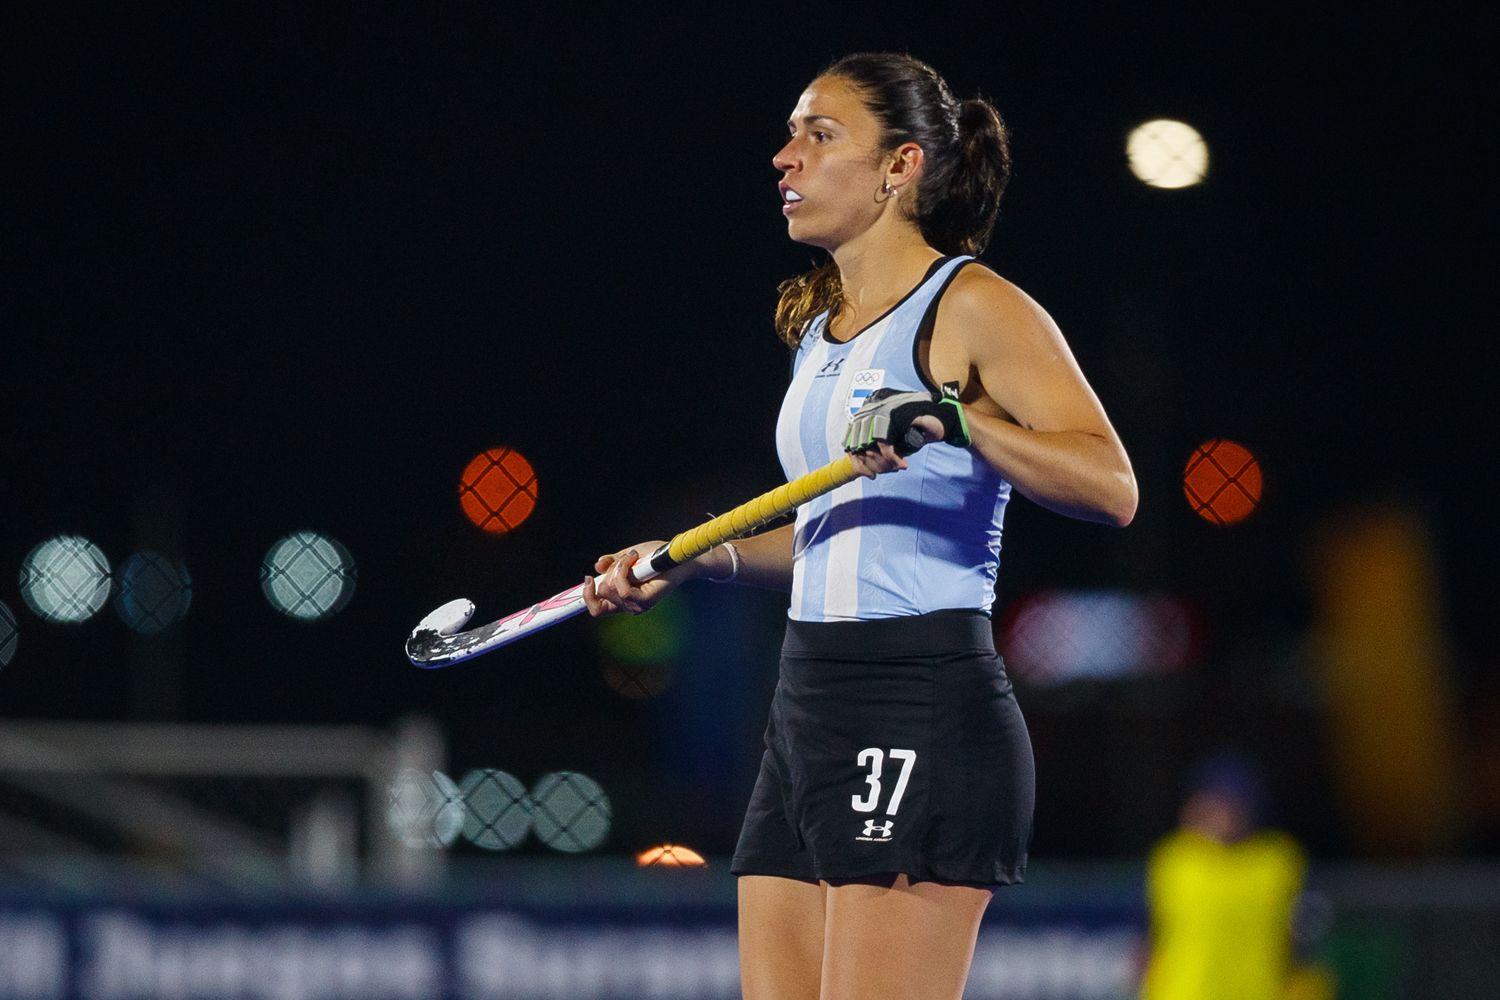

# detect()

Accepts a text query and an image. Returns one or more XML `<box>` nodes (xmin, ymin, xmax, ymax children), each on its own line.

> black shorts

<box><xmin>731</xmin><ymin>609</ymin><xmax>1034</xmax><ymax>888</ymax></box>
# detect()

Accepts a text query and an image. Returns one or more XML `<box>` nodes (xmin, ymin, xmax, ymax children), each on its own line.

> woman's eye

<box><xmin>781</xmin><ymin>129</ymin><xmax>831</xmax><ymax>146</ymax></box>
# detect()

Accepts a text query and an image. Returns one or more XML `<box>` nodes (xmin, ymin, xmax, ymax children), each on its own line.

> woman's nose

<box><xmin>772</xmin><ymin>141</ymin><xmax>797</xmax><ymax>172</ymax></box>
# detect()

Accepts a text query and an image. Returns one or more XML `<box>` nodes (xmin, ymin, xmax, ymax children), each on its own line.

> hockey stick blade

<box><xmin>407</xmin><ymin>583</ymin><xmax>585</xmax><ymax>668</ymax></box>
<box><xmin>407</xmin><ymin>550</ymin><xmax>668</xmax><ymax>668</ymax></box>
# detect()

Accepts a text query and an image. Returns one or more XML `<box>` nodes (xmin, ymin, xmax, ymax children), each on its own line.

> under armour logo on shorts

<box><xmin>857</xmin><ymin>819</ymin><xmax>894</xmax><ymax>841</ymax></box>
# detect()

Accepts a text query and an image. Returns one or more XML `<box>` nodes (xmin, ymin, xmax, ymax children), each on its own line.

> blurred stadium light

<box><xmin>459</xmin><ymin>447</ymin><xmax>538</xmax><ymax>534</ymax></box>
<box><xmin>1183</xmin><ymin>437</ymin><xmax>1263</xmax><ymax>525</ymax></box>
<box><xmin>386</xmin><ymin>769</ymin><xmax>465</xmax><ymax>849</ymax></box>
<box><xmin>0</xmin><ymin>602</ymin><xmax>15</xmax><ymax>668</ymax></box>
<box><xmin>112</xmin><ymin>550</ymin><xmax>192</xmax><ymax>635</ymax></box>
<box><xmin>1000</xmin><ymin>589</ymin><xmax>1199</xmax><ymax>684</ymax></box>
<box><xmin>637</xmin><ymin>844</ymin><xmax>707</xmax><ymax>867</ymax></box>
<box><xmin>456</xmin><ymin>769</ymin><xmax>533</xmax><ymax>851</ymax></box>
<box><xmin>1126</xmin><ymin>118</ymin><xmax>1209</xmax><ymax>188</ymax></box>
<box><xmin>259</xmin><ymin>531</ymin><xmax>357</xmax><ymax>621</ymax></box>
<box><xmin>530</xmin><ymin>771</ymin><xmax>612</xmax><ymax>853</ymax></box>
<box><xmin>596</xmin><ymin>592</ymin><xmax>683</xmax><ymax>699</ymax></box>
<box><xmin>19</xmin><ymin>536</ymin><xmax>111</xmax><ymax>624</ymax></box>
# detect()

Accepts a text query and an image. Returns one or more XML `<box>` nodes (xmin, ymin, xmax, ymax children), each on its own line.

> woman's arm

<box><xmin>584</xmin><ymin>522</ymin><xmax>795</xmax><ymax>617</ymax></box>
<box><xmin>695</xmin><ymin>521</ymin><xmax>796</xmax><ymax>592</ymax></box>
<box><xmin>936</xmin><ymin>269</ymin><xmax>1138</xmax><ymax>527</ymax></box>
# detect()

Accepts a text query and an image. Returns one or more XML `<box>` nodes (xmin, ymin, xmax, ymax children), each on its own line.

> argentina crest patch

<box><xmin>847</xmin><ymin>368</ymin><xmax>886</xmax><ymax>417</ymax></box>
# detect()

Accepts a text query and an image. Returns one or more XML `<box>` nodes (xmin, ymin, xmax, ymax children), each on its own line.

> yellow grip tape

<box><xmin>665</xmin><ymin>455</ymin><xmax>859</xmax><ymax>564</ymax></box>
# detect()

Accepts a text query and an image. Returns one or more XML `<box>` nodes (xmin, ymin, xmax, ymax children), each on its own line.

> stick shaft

<box><xmin>637</xmin><ymin>454</ymin><xmax>860</xmax><ymax>578</ymax></box>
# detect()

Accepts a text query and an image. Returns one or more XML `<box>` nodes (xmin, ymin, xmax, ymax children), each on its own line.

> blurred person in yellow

<box><xmin>1140</xmin><ymin>752</ymin><xmax>1332</xmax><ymax>1000</ymax></box>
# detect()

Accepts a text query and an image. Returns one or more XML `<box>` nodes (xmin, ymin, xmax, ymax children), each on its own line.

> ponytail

<box><xmin>920</xmin><ymin>96</ymin><xmax>1010</xmax><ymax>256</ymax></box>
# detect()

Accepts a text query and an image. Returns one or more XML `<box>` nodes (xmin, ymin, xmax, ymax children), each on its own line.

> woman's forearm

<box><xmin>691</xmin><ymin>522</ymin><xmax>796</xmax><ymax>592</ymax></box>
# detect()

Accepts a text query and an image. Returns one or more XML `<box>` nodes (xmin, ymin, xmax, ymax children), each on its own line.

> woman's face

<box><xmin>773</xmin><ymin>76</ymin><xmax>891</xmax><ymax>251</ymax></box>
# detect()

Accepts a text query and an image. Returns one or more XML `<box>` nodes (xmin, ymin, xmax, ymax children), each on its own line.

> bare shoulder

<box><xmin>946</xmin><ymin>261</ymin><xmax>1030</xmax><ymax>309</ymax></box>
<box><xmin>941</xmin><ymin>263</ymin><xmax>1063</xmax><ymax>360</ymax></box>
<box><xmin>934</xmin><ymin>260</ymin><xmax>1111</xmax><ymax>435</ymax></box>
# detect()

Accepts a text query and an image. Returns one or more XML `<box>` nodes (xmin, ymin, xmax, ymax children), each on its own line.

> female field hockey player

<box><xmin>583</xmin><ymin>52</ymin><xmax>1136</xmax><ymax>1000</ymax></box>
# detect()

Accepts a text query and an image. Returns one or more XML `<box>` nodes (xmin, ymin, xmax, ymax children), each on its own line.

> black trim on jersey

<box><xmin>912</xmin><ymin>257</ymin><xmax>977</xmax><ymax>394</ymax></box>
<box><xmin>822</xmin><ymin>255</ymin><xmax>955</xmax><ymax>345</ymax></box>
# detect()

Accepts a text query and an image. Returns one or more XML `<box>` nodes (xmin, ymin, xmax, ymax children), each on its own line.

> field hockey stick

<box><xmin>406</xmin><ymin>454</ymin><xmax>862</xmax><ymax>668</ymax></box>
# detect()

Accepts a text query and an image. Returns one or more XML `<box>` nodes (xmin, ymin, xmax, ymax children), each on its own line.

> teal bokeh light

<box><xmin>385</xmin><ymin>769</ymin><xmax>464</xmax><ymax>848</ymax></box>
<box><xmin>458</xmin><ymin>768</ymin><xmax>533</xmax><ymax>851</ymax></box>
<box><xmin>260</xmin><ymin>531</ymin><xmax>356</xmax><ymax>621</ymax></box>
<box><xmin>0</xmin><ymin>601</ymin><xmax>16</xmax><ymax>667</ymax></box>
<box><xmin>20</xmin><ymin>535</ymin><xmax>111</xmax><ymax>623</ymax></box>
<box><xmin>531</xmin><ymin>771</ymin><xmax>611</xmax><ymax>853</ymax></box>
<box><xmin>114</xmin><ymin>551</ymin><xmax>193</xmax><ymax>635</ymax></box>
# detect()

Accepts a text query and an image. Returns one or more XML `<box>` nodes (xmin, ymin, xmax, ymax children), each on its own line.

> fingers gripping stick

<box><xmin>843</xmin><ymin>381</ymin><xmax>971</xmax><ymax>457</ymax></box>
<box><xmin>406</xmin><ymin>454</ymin><xmax>862</xmax><ymax>667</ymax></box>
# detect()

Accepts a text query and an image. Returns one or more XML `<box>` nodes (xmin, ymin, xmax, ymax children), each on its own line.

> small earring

<box><xmin>881</xmin><ymin>181</ymin><xmax>893</xmax><ymax>195</ymax></box>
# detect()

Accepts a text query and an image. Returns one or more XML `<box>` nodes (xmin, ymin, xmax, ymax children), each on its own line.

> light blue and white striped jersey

<box><xmin>775</xmin><ymin>254</ymin><xmax>1012</xmax><ymax>622</ymax></box>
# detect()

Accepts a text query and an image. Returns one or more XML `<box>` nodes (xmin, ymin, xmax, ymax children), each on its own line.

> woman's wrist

<box><xmin>701</xmin><ymin>541</ymin><xmax>740</xmax><ymax>583</ymax></box>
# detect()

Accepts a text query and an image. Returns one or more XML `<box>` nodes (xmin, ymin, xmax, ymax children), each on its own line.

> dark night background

<box><xmin>1</xmin><ymin>4</ymin><xmax>1492</xmax><ymax>861</ymax></box>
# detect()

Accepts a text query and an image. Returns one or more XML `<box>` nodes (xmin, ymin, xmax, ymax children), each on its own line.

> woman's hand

<box><xmin>581</xmin><ymin>540</ymin><xmax>695</xmax><ymax>617</ymax></box>
<box><xmin>847</xmin><ymin>415</ymin><xmax>944</xmax><ymax>479</ymax></box>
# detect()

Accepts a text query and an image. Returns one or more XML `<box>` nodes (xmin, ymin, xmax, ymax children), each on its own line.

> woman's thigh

<box><xmin>738</xmin><ymin>874</ymin><xmax>827</xmax><ymax>1000</ymax></box>
<box><xmin>820</xmin><ymin>874</ymin><xmax>993</xmax><ymax>1000</ymax></box>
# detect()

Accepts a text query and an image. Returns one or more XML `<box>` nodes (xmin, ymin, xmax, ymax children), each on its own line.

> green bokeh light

<box><xmin>595</xmin><ymin>593</ymin><xmax>684</xmax><ymax>664</ymax></box>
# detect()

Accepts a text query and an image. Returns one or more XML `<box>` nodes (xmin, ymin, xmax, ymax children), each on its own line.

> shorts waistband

<box><xmin>782</xmin><ymin>609</ymin><xmax>996</xmax><ymax>660</ymax></box>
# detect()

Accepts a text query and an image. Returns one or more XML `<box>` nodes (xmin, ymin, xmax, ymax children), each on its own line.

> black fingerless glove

<box><xmin>843</xmin><ymin>381</ymin><xmax>972</xmax><ymax>457</ymax></box>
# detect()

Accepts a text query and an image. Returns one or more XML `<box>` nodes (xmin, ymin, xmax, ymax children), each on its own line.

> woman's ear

<box><xmin>884</xmin><ymin>141</ymin><xmax>925</xmax><ymax>194</ymax></box>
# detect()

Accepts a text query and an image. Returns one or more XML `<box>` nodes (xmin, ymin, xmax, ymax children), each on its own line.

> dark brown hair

<box><xmin>774</xmin><ymin>52</ymin><xmax>1011</xmax><ymax>348</ymax></box>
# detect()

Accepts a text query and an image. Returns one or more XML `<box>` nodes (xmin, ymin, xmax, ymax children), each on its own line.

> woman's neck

<box><xmin>830</xmin><ymin>224</ymin><xmax>943</xmax><ymax>324</ymax></box>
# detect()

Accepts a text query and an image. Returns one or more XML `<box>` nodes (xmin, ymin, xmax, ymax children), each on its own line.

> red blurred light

<box><xmin>459</xmin><ymin>448</ymin><xmax>538</xmax><ymax>533</ymax></box>
<box><xmin>1183</xmin><ymin>438</ymin><xmax>1262</xmax><ymax>525</ymax></box>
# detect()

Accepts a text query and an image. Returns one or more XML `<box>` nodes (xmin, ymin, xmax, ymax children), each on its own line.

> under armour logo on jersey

<box><xmin>857</xmin><ymin>819</ymin><xmax>894</xmax><ymax>842</ymax></box>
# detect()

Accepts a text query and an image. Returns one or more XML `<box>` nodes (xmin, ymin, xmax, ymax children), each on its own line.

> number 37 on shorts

<box><xmin>850</xmin><ymin>747</ymin><xmax>917</xmax><ymax>815</ymax></box>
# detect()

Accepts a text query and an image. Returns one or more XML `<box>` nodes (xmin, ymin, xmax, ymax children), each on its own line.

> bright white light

<box><xmin>260</xmin><ymin>531</ymin><xmax>357</xmax><ymax>621</ymax></box>
<box><xmin>20</xmin><ymin>536</ymin><xmax>112</xmax><ymax>623</ymax></box>
<box><xmin>1126</xmin><ymin>119</ymin><xmax>1208</xmax><ymax>189</ymax></box>
<box><xmin>115</xmin><ymin>551</ymin><xmax>193</xmax><ymax>635</ymax></box>
<box><xmin>0</xmin><ymin>602</ymin><xmax>16</xmax><ymax>667</ymax></box>
<box><xmin>385</xmin><ymin>769</ymin><xmax>464</xmax><ymax>848</ymax></box>
<box><xmin>1003</xmin><ymin>590</ymin><xmax>1195</xmax><ymax>685</ymax></box>
<box><xmin>458</xmin><ymin>769</ymin><xmax>533</xmax><ymax>851</ymax></box>
<box><xmin>531</xmin><ymin>772</ymin><xmax>611</xmax><ymax>853</ymax></box>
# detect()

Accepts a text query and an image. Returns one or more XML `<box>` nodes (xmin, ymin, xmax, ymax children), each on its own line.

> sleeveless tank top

<box><xmin>774</xmin><ymin>255</ymin><xmax>1012</xmax><ymax>622</ymax></box>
